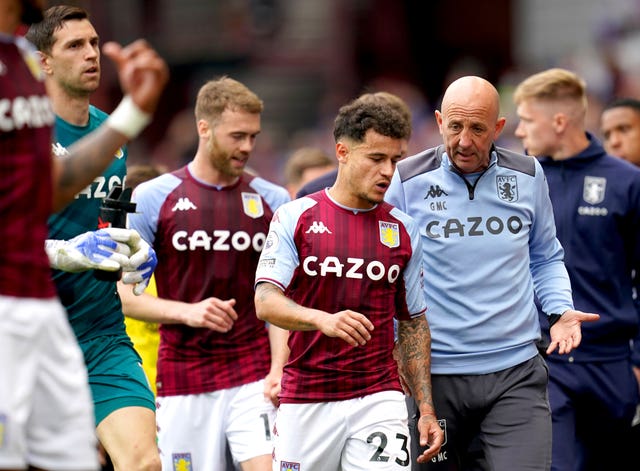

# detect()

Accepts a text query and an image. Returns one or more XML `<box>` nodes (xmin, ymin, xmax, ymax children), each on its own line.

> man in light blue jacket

<box><xmin>385</xmin><ymin>75</ymin><xmax>599</xmax><ymax>471</ymax></box>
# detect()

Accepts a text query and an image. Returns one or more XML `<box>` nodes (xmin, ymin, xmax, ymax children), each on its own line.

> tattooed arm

<box><xmin>254</xmin><ymin>282</ymin><xmax>374</xmax><ymax>346</ymax></box>
<box><xmin>397</xmin><ymin>316</ymin><xmax>444</xmax><ymax>462</ymax></box>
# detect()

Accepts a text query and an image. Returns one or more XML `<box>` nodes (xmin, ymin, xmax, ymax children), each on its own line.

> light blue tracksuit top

<box><xmin>385</xmin><ymin>145</ymin><xmax>574</xmax><ymax>375</ymax></box>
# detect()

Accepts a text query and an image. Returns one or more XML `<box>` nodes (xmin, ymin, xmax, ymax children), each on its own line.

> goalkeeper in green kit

<box><xmin>28</xmin><ymin>5</ymin><xmax>161</xmax><ymax>471</ymax></box>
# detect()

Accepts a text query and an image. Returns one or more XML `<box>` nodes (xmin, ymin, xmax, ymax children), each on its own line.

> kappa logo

<box><xmin>424</xmin><ymin>185</ymin><xmax>448</xmax><ymax>199</ymax></box>
<box><xmin>171</xmin><ymin>197</ymin><xmax>197</xmax><ymax>212</ymax></box>
<box><xmin>52</xmin><ymin>142</ymin><xmax>123</xmax><ymax>159</ymax></box>
<box><xmin>305</xmin><ymin>221</ymin><xmax>332</xmax><ymax>234</ymax></box>
<box><xmin>52</xmin><ymin>142</ymin><xmax>69</xmax><ymax>157</ymax></box>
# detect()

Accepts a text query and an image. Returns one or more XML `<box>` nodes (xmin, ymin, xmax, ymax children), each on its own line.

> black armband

<box><xmin>548</xmin><ymin>313</ymin><xmax>562</xmax><ymax>327</ymax></box>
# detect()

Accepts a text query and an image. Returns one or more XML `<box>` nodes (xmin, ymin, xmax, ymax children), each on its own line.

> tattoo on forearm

<box><xmin>397</xmin><ymin>317</ymin><xmax>435</xmax><ymax>411</ymax></box>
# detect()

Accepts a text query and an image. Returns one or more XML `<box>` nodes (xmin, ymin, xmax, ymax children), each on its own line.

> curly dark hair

<box><xmin>333</xmin><ymin>92</ymin><xmax>412</xmax><ymax>143</ymax></box>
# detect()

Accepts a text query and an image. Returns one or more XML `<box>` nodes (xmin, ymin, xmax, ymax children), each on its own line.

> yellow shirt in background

<box><xmin>124</xmin><ymin>275</ymin><xmax>160</xmax><ymax>395</ymax></box>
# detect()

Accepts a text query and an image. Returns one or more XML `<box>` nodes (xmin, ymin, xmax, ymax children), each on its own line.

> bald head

<box><xmin>435</xmin><ymin>76</ymin><xmax>505</xmax><ymax>174</ymax></box>
<box><xmin>441</xmin><ymin>76</ymin><xmax>501</xmax><ymax>123</ymax></box>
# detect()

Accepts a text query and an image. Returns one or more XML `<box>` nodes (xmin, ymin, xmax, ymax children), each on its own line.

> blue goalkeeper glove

<box><xmin>46</xmin><ymin>228</ymin><xmax>132</xmax><ymax>273</ymax></box>
<box><xmin>121</xmin><ymin>233</ymin><xmax>157</xmax><ymax>296</ymax></box>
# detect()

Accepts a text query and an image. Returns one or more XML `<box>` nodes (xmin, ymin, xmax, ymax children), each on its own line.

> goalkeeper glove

<box><xmin>46</xmin><ymin>228</ymin><xmax>132</xmax><ymax>273</ymax></box>
<box><xmin>120</xmin><ymin>230</ymin><xmax>158</xmax><ymax>296</ymax></box>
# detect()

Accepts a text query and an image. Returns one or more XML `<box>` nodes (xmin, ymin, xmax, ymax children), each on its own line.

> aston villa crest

<box><xmin>241</xmin><ymin>192</ymin><xmax>264</xmax><ymax>218</ymax></box>
<box><xmin>583</xmin><ymin>176</ymin><xmax>606</xmax><ymax>205</ymax></box>
<box><xmin>497</xmin><ymin>175</ymin><xmax>518</xmax><ymax>202</ymax></box>
<box><xmin>172</xmin><ymin>453</ymin><xmax>193</xmax><ymax>471</ymax></box>
<box><xmin>379</xmin><ymin>221</ymin><xmax>400</xmax><ymax>248</ymax></box>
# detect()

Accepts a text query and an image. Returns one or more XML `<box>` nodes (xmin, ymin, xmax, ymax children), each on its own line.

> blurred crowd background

<box><xmin>47</xmin><ymin>0</ymin><xmax>640</xmax><ymax>184</ymax></box>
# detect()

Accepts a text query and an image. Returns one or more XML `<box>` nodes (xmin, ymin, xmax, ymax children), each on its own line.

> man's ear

<box><xmin>37</xmin><ymin>51</ymin><xmax>53</xmax><ymax>75</ymax></box>
<box><xmin>196</xmin><ymin>119</ymin><xmax>212</xmax><ymax>141</ymax></box>
<box><xmin>335</xmin><ymin>141</ymin><xmax>349</xmax><ymax>164</ymax></box>
<box><xmin>552</xmin><ymin>112</ymin><xmax>568</xmax><ymax>133</ymax></box>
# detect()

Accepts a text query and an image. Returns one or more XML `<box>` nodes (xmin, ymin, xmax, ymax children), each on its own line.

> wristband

<box><xmin>106</xmin><ymin>95</ymin><xmax>152</xmax><ymax>139</ymax></box>
<box><xmin>548</xmin><ymin>313</ymin><xmax>562</xmax><ymax>327</ymax></box>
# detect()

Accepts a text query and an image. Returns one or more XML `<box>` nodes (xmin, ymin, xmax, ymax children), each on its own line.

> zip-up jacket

<box><xmin>538</xmin><ymin>134</ymin><xmax>640</xmax><ymax>364</ymax></box>
<box><xmin>386</xmin><ymin>145</ymin><xmax>574</xmax><ymax>375</ymax></box>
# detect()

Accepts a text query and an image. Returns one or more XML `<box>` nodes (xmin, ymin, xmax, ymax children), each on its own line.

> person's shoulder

<box><xmin>133</xmin><ymin>171</ymin><xmax>180</xmax><ymax>199</ymax></box>
<box><xmin>89</xmin><ymin>104</ymin><xmax>109</xmax><ymax>121</ymax></box>
<box><xmin>250</xmin><ymin>174</ymin><xmax>289</xmax><ymax>194</ymax></box>
<box><xmin>272</xmin><ymin>194</ymin><xmax>319</xmax><ymax>227</ymax></box>
<box><xmin>396</xmin><ymin>145</ymin><xmax>444</xmax><ymax>182</ymax></box>
<box><xmin>495</xmin><ymin>146</ymin><xmax>537</xmax><ymax>177</ymax></box>
<box><xmin>296</xmin><ymin>169</ymin><xmax>338</xmax><ymax>198</ymax></box>
<box><xmin>247</xmin><ymin>174</ymin><xmax>291</xmax><ymax>206</ymax></box>
<box><xmin>603</xmin><ymin>152</ymin><xmax>640</xmax><ymax>173</ymax></box>
<box><xmin>382</xmin><ymin>202</ymin><xmax>421</xmax><ymax>235</ymax></box>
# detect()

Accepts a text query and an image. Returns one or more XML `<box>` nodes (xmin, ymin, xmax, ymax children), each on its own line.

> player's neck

<box><xmin>189</xmin><ymin>158</ymin><xmax>239</xmax><ymax>188</ymax></box>
<box><xmin>48</xmin><ymin>86</ymin><xmax>91</xmax><ymax>126</ymax></box>
<box><xmin>327</xmin><ymin>185</ymin><xmax>375</xmax><ymax>210</ymax></box>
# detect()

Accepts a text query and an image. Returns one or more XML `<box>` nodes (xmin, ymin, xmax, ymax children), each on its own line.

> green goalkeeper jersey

<box><xmin>48</xmin><ymin>105</ymin><xmax>128</xmax><ymax>342</ymax></box>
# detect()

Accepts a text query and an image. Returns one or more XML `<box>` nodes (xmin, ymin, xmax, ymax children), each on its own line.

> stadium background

<box><xmin>46</xmin><ymin>0</ymin><xmax>640</xmax><ymax>183</ymax></box>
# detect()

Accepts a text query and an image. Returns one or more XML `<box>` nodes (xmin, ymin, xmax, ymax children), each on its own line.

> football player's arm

<box><xmin>254</xmin><ymin>281</ymin><xmax>373</xmax><ymax>346</ymax></box>
<box><xmin>118</xmin><ymin>282</ymin><xmax>238</xmax><ymax>332</ymax></box>
<box><xmin>264</xmin><ymin>324</ymin><xmax>289</xmax><ymax>407</ymax></box>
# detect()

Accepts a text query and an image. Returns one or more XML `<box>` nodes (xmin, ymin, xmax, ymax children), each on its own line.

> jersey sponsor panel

<box><xmin>171</xmin><ymin>229</ymin><xmax>266</xmax><ymax>252</ymax></box>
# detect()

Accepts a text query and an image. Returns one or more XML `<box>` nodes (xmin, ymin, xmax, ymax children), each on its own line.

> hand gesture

<box><xmin>318</xmin><ymin>310</ymin><xmax>374</xmax><ymax>346</ymax></box>
<box><xmin>102</xmin><ymin>40</ymin><xmax>169</xmax><ymax>114</ymax></box>
<box><xmin>415</xmin><ymin>413</ymin><xmax>444</xmax><ymax>463</ymax></box>
<box><xmin>181</xmin><ymin>297</ymin><xmax>238</xmax><ymax>332</ymax></box>
<box><xmin>547</xmin><ymin>309</ymin><xmax>600</xmax><ymax>355</ymax></box>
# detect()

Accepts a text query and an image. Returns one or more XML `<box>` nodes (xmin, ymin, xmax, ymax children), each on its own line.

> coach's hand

<box><xmin>548</xmin><ymin>309</ymin><xmax>600</xmax><ymax>355</ymax></box>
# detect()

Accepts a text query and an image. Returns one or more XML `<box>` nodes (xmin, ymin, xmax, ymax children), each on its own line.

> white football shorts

<box><xmin>0</xmin><ymin>295</ymin><xmax>98</xmax><ymax>470</ymax></box>
<box><xmin>157</xmin><ymin>379</ymin><xmax>276</xmax><ymax>470</ymax></box>
<box><xmin>273</xmin><ymin>390</ymin><xmax>411</xmax><ymax>471</ymax></box>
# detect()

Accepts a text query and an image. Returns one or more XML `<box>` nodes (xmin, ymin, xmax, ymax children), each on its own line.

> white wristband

<box><xmin>106</xmin><ymin>95</ymin><xmax>152</xmax><ymax>140</ymax></box>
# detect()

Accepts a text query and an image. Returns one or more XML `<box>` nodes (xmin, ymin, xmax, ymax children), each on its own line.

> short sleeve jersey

<box><xmin>255</xmin><ymin>190</ymin><xmax>427</xmax><ymax>403</ymax></box>
<box><xmin>0</xmin><ymin>35</ymin><xmax>56</xmax><ymax>298</ymax></box>
<box><xmin>47</xmin><ymin>106</ymin><xmax>128</xmax><ymax>342</ymax></box>
<box><xmin>129</xmin><ymin>166</ymin><xmax>290</xmax><ymax>396</ymax></box>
